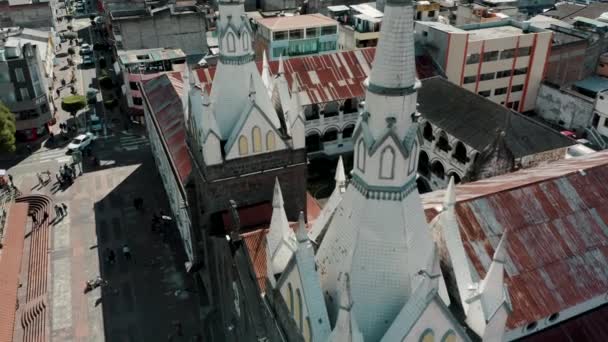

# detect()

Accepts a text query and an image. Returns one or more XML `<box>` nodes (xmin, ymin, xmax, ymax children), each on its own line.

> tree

<box><xmin>0</xmin><ymin>102</ymin><xmax>16</xmax><ymax>153</ymax></box>
<box><xmin>61</xmin><ymin>95</ymin><xmax>86</xmax><ymax>117</ymax></box>
<box><xmin>99</xmin><ymin>76</ymin><xmax>113</xmax><ymax>89</ymax></box>
<box><xmin>67</xmin><ymin>47</ymin><xmax>75</xmax><ymax>56</ymax></box>
<box><xmin>98</xmin><ymin>57</ymin><xmax>106</xmax><ymax>69</ymax></box>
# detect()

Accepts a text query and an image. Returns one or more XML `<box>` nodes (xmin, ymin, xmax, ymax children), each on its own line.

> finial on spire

<box><xmin>296</xmin><ymin>211</ymin><xmax>307</xmax><ymax>242</ymax></box>
<box><xmin>263</xmin><ymin>50</ymin><xmax>269</xmax><ymax>70</ymax></box>
<box><xmin>272</xmin><ymin>178</ymin><xmax>284</xmax><ymax>209</ymax></box>
<box><xmin>278</xmin><ymin>54</ymin><xmax>285</xmax><ymax>75</ymax></box>
<box><xmin>443</xmin><ymin>176</ymin><xmax>456</xmax><ymax>209</ymax></box>
<box><xmin>335</xmin><ymin>156</ymin><xmax>346</xmax><ymax>192</ymax></box>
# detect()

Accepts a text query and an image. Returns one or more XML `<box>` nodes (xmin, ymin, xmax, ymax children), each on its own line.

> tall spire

<box><xmin>261</xmin><ymin>50</ymin><xmax>272</xmax><ymax>93</ymax></box>
<box><xmin>296</xmin><ymin>211</ymin><xmax>308</xmax><ymax>243</ymax></box>
<box><xmin>479</xmin><ymin>230</ymin><xmax>509</xmax><ymax>315</ymax></box>
<box><xmin>266</xmin><ymin>178</ymin><xmax>296</xmax><ymax>275</ymax></box>
<box><xmin>335</xmin><ymin>156</ymin><xmax>346</xmax><ymax>193</ymax></box>
<box><xmin>278</xmin><ymin>54</ymin><xmax>285</xmax><ymax>75</ymax></box>
<box><xmin>329</xmin><ymin>273</ymin><xmax>364</xmax><ymax>342</ymax></box>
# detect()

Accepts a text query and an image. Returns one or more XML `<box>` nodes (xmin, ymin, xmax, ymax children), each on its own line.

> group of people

<box><xmin>57</xmin><ymin>163</ymin><xmax>77</xmax><ymax>186</ymax></box>
<box><xmin>36</xmin><ymin>170</ymin><xmax>52</xmax><ymax>187</ymax></box>
<box><xmin>54</xmin><ymin>203</ymin><xmax>68</xmax><ymax>219</ymax></box>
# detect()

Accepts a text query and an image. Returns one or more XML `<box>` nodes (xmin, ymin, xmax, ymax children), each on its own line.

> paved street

<box><xmin>1</xmin><ymin>2</ymin><xmax>203</xmax><ymax>342</ymax></box>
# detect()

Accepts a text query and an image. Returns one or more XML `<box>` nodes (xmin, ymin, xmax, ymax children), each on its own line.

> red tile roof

<box><xmin>0</xmin><ymin>203</ymin><xmax>29</xmax><ymax>342</ymax></box>
<box><xmin>241</xmin><ymin>193</ymin><xmax>322</xmax><ymax>292</ymax></box>
<box><xmin>194</xmin><ymin>48</ymin><xmax>438</xmax><ymax>105</ymax></box>
<box><xmin>142</xmin><ymin>72</ymin><xmax>192</xmax><ymax>184</ymax></box>
<box><xmin>422</xmin><ymin>151</ymin><xmax>608</xmax><ymax>331</ymax></box>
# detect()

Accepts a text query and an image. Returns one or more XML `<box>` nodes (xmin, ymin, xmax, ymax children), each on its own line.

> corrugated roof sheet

<box><xmin>418</xmin><ymin>77</ymin><xmax>574</xmax><ymax>157</ymax></box>
<box><xmin>241</xmin><ymin>193</ymin><xmax>322</xmax><ymax>292</ymax></box>
<box><xmin>521</xmin><ymin>304</ymin><xmax>608</xmax><ymax>341</ymax></box>
<box><xmin>422</xmin><ymin>151</ymin><xmax>608</xmax><ymax>330</ymax></box>
<box><xmin>142</xmin><ymin>72</ymin><xmax>192</xmax><ymax>184</ymax></box>
<box><xmin>0</xmin><ymin>203</ymin><xmax>28</xmax><ymax>342</ymax></box>
<box><xmin>195</xmin><ymin>48</ymin><xmax>438</xmax><ymax>105</ymax></box>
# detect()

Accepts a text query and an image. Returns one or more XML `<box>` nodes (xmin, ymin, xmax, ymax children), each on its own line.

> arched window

<box><xmin>342</xmin><ymin>124</ymin><xmax>355</xmax><ymax>139</ymax></box>
<box><xmin>295</xmin><ymin>289</ymin><xmax>303</xmax><ymax>330</ymax></box>
<box><xmin>252</xmin><ymin>126</ymin><xmax>262</xmax><ymax>152</ymax></box>
<box><xmin>266</xmin><ymin>131</ymin><xmax>276</xmax><ymax>151</ymax></box>
<box><xmin>449</xmin><ymin>173</ymin><xmax>462</xmax><ymax>184</ymax></box>
<box><xmin>238</xmin><ymin>135</ymin><xmax>248</xmax><ymax>156</ymax></box>
<box><xmin>322</xmin><ymin>127</ymin><xmax>338</xmax><ymax>142</ymax></box>
<box><xmin>453</xmin><ymin>141</ymin><xmax>469</xmax><ymax>164</ymax></box>
<box><xmin>408</xmin><ymin>141</ymin><xmax>418</xmax><ymax>175</ymax></box>
<box><xmin>306</xmin><ymin>132</ymin><xmax>321</xmax><ymax>152</ymax></box>
<box><xmin>420</xmin><ymin>329</ymin><xmax>435</xmax><ymax>342</ymax></box>
<box><xmin>303</xmin><ymin>317</ymin><xmax>312</xmax><ymax>342</ymax></box>
<box><xmin>423</xmin><ymin>122</ymin><xmax>434</xmax><ymax>142</ymax></box>
<box><xmin>441</xmin><ymin>330</ymin><xmax>457</xmax><ymax>342</ymax></box>
<box><xmin>287</xmin><ymin>283</ymin><xmax>294</xmax><ymax>314</ymax></box>
<box><xmin>431</xmin><ymin>161</ymin><xmax>445</xmax><ymax>179</ymax></box>
<box><xmin>227</xmin><ymin>32</ymin><xmax>236</xmax><ymax>52</ymax></box>
<box><xmin>418</xmin><ymin>151</ymin><xmax>430</xmax><ymax>177</ymax></box>
<box><xmin>380</xmin><ymin>146</ymin><xmax>395</xmax><ymax>179</ymax></box>
<box><xmin>357</xmin><ymin>139</ymin><xmax>366</xmax><ymax>172</ymax></box>
<box><xmin>242</xmin><ymin>32</ymin><xmax>250</xmax><ymax>50</ymax></box>
<box><xmin>436</xmin><ymin>132</ymin><xmax>451</xmax><ymax>152</ymax></box>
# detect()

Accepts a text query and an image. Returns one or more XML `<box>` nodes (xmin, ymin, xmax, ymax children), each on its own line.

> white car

<box><xmin>82</xmin><ymin>54</ymin><xmax>94</xmax><ymax>67</ymax></box>
<box><xmin>80</xmin><ymin>43</ymin><xmax>92</xmax><ymax>55</ymax></box>
<box><xmin>67</xmin><ymin>133</ymin><xmax>95</xmax><ymax>152</ymax></box>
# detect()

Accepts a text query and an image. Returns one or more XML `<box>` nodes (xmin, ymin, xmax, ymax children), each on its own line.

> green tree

<box><xmin>61</xmin><ymin>95</ymin><xmax>86</xmax><ymax>117</ymax></box>
<box><xmin>67</xmin><ymin>47</ymin><xmax>75</xmax><ymax>56</ymax></box>
<box><xmin>0</xmin><ymin>102</ymin><xmax>16</xmax><ymax>153</ymax></box>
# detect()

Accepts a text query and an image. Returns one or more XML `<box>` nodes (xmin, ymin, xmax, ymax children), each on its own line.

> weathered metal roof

<box><xmin>422</xmin><ymin>151</ymin><xmax>608</xmax><ymax>330</ymax></box>
<box><xmin>142</xmin><ymin>72</ymin><xmax>192</xmax><ymax>184</ymax></box>
<box><xmin>194</xmin><ymin>48</ymin><xmax>438</xmax><ymax>105</ymax></box>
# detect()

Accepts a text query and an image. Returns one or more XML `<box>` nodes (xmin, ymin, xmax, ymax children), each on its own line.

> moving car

<box><xmin>89</xmin><ymin>114</ymin><xmax>103</xmax><ymax>133</ymax></box>
<box><xmin>67</xmin><ymin>133</ymin><xmax>95</xmax><ymax>152</ymax></box>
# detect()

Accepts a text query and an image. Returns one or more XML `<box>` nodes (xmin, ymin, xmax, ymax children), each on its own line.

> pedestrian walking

<box><xmin>54</xmin><ymin>204</ymin><xmax>61</xmax><ymax>218</ymax></box>
<box><xmin>61</xmin><ymin>203</ymin><xmax>68</xmax><ymax>215</ymax></box>
<box><xmin>106</xmin><ymin>248</ymin><xmax>116</xmax><ymax>264</ymax></box>
<box><xmin>122</xmin><ymin>244</ymin><xmax>132</xmax><ymax>260</ymax></box>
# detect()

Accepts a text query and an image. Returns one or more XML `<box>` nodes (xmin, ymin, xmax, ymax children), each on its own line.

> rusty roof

<box><xmin>0</xmin><ymin>203</ymin><xmax>28</xmax><ymax>342</ymax></box>
<box><xmin>194</xmin><ymin>48</ymin><xmax>438</xmax><ymax>105</ymax></box>
<box><xmin>241</xmin><ymin>193</ymin><xmax>322</xmax><ymax>292</ymax></box>
<box><xmin>142</xmin><ymin>72</ymin><xmax>192</xmax><ymax>184</ymax></box>
<box><xmin>520</xmin><ymin>304</ymin><xmax>608</xmax><ymax>341</ymax></box>
<box><xmin>422</xmin><ymin>151</ymin><xmax>608</xmax><ymax>330</ymax></box>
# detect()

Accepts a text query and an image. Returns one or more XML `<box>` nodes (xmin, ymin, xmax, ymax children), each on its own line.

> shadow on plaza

<box><xmin>91</xmin><ymin>156</ymin><xmax>201</xmax><ymax>340</ymax></box>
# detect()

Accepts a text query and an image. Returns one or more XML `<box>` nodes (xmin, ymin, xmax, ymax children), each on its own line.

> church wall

<box><xmin>278</xmin><ymin>263</ymin><xmax>310</xmax><ymax>333</ymax></box>
<box><xmin>225</xmin><ymin>109</ymin><xmax>287</xmax><ymax>160</ymax></box>
<box><xmin>519</xmin><ymin>146</ymin><xmax>568</xmax><ymax>169</ymax></box>
<box><xmin>403</xmin><ymin>299</ymin><xmax>464</xmax><ymax>342</ymax></box>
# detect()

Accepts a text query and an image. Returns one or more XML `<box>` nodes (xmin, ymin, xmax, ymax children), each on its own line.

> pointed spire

<box><xmin>296</xmin><ymin>211</ymin><xmax>308</xmax><ymax>243</ymax></box>
<box><xmin>335</xmin><ymin>156</ymin><xmax>346</xmax><ymax>192</ymax></box>
<box><xmin>443</xmin><ymin>176</ymin><xmax>456</xmax><ymax>209</ymax></box>
<box><xmin>479</xmin><ymin>230</ymin><xmax>509</xmax><ymax>316</ymax></box>
<box><xmin>262</xmin><ymin>50</ymin><xmax>272</xmax><ymax>91</ymax></box>
<box><xmin>278</xmin><ymin>54</ymin><xmax>285</xmax><ymax>75</ymax></box>
<box><xmin>272</xmin><ymin>178</ymin><xmax>284</xmax><ymax>208</ymax></box>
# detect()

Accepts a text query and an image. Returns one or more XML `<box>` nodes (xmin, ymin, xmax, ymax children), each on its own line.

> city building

<box><xmin>327</xmin><ymin>3</ymin><xmax>383</xmax><ymax>50</ymax></box>
<box><xmin>108</xmin><ymin>4</ymin><xmax>208</xmax><ymax>56</ymax></box>
<box><xmin>543</xmin><ymin>2</ymin><xmax>608</xmax><ymax>24</ymax></box>
<box><xmin>417</xmin><ymin>76</ymin><xmax>574</xmax><ymax>191</ymax></box>
<box><xmin>252</xmin><ymin>14</ymin><xmax>339</xmax><ymax>61</ymax></box>
<box><xmin>0</xmin><ymin>30</ymin><xmax>53</xmax><ymax>141</ymax></box>
<box><xmin>416</xmin><ymin>20</ymin><xmax>552</xmax><ymax>112</ymax></box>
<box><xmin>117</xmin><ymin>47</ymin><xmax>187</xmax><ymax>123</ymax></box>
<box><xmin>141</xmin><ymin>71</ymin><xmax>196</xmax><ymax>262</ymax></box>
<box><xmin>454</xmin><ymin>3</ymin><xmax>518</xmax><ymax>26</ymax></box>
<box><xmin>0</xmin><ymin>0</ymin><xmax>53</xmax><ymax>29</ymax></box>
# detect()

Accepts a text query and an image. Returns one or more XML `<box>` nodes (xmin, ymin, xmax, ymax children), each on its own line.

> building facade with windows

<box><xmin>0</xmin><ymin>37</ymin><xmax>52</xmax><ymax>141</ymax></box>
<box><xmin>252</xmin><ymin>14</ymin><xmax>339</xmax><ymax>61</ymax></box>
<box><xmin>327</xmin><ymin>3</ymin><xmax>384</xmax><ymax>50</ymax></box>
<box><xmin>416</xmin><ymin>20</ymin><xmax>552</xmax><ymax>112</ymax></box>
<box><xmin>117</xmin><ymin>47</ymin><xmax>186</xmax><ymax>123</ymax></box>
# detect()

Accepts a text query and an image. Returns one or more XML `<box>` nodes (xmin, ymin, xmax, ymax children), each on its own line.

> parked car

<box><xmin>67</xmin><ymin>133</ymin><xmax>95</xmax><ymax>152</ymax></box>
<box><xmin>80</xmin><ymin>43</ymin><xmax>92</xmax><ymax>55</ymax></box>
<box><xmin>89</xmin><ymin>114</ymin><xmax>103</xmax><ymax>133</ymax></box>
<box><xmin>82</xmin><ymin>55</ymin><xmax>95</xmax><ymax>67</ymax></box>
<box><xmin>86</xmin><ymin>89</ymin><xmax>98</xmax><ymax>104</ymax></box>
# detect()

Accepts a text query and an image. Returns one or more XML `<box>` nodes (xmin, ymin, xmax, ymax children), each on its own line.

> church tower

<box><xmin>187</xmin><ymin>0</ymin><xmax>307</xmax><ymax>228</ymax></box>
<box><xmin>315</xmin><ymin>0</ymin><xmax>436</xmax><ymax>339</ymax></box>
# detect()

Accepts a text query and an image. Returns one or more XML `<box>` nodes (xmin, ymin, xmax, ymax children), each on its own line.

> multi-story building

<box><xmin>0</xmin><ymin>0</ymin><xmax>53</xmax><ymax>29</ymax></box>
<box><xmin>416</xmin><ymin>20</ymin><xmax>552</xmax><ymax>112</ymax></box>
<box><xmin>328</xmin><ymin>3</ymin><xmax>383</xmax><ymax>49</ymax></box>
<box><xmin>0</xmin><ymin>32</ymin><xmax>53</xmax><ymax>141</ymax></box>
<box><xmin>117</xmin><ymin>47</ymin><xmax>186</xmax><ymax>123</ymax></box>
<box><xmin>109</xmin><ymin>4</ymin><xmax>208</xmax><ymax>56</ymax></box>
<box><xmin>252</xmin><ymin>14</ymin><xmax>339</xmax><ymax>61</ymax></box>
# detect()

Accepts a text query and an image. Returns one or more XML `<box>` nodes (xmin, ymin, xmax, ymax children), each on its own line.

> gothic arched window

<box><xmin>357</xmin><ymin>139</ymin><xmax>366</xmax><ymax>172</ymax></box>
<box><xmin>295</xmin><ymin>289</ymin><xmax>303</xmax><ymax>330</ymax></box>
<box><xmin>252</xmin><ymin>126</ymin><xmax>262</xmax><ymax>152</ymax></box>
<box><xmin>227</xmin><ymin>32</ymin><xmax>236</xmax><ymax>52</ymax></box>
<box><xmin>408</xmin><ymin>141</ymin><xmax>418</xmax><ymax>175</ymax></box>
<box><xmin>420</xmin><ymin>329</ymin><xmax>435</xmax><ymax>342</ymax></box>
<box><xmin>238</xmin><ymin>135</ymin><xmax>248</xmax><ymax>156</ymax></box>
<box><xmin>242</xmin><ymin>31</ymin><xmax>250</xmax><ymax>51</ymax></box>
<box><xmin>266</xmin><ymin>131</ymin><xmax>276</xmax><ymax>151</ymax></box>
<box><xmin>303</xmin><ymin>317</ymin><xmax>312</xmax><ymax>342</ymax></box>
<box><xmin>380</xmin><ymin>146</ymin><xmax>395</xmax><ymax>179</ymax></box>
